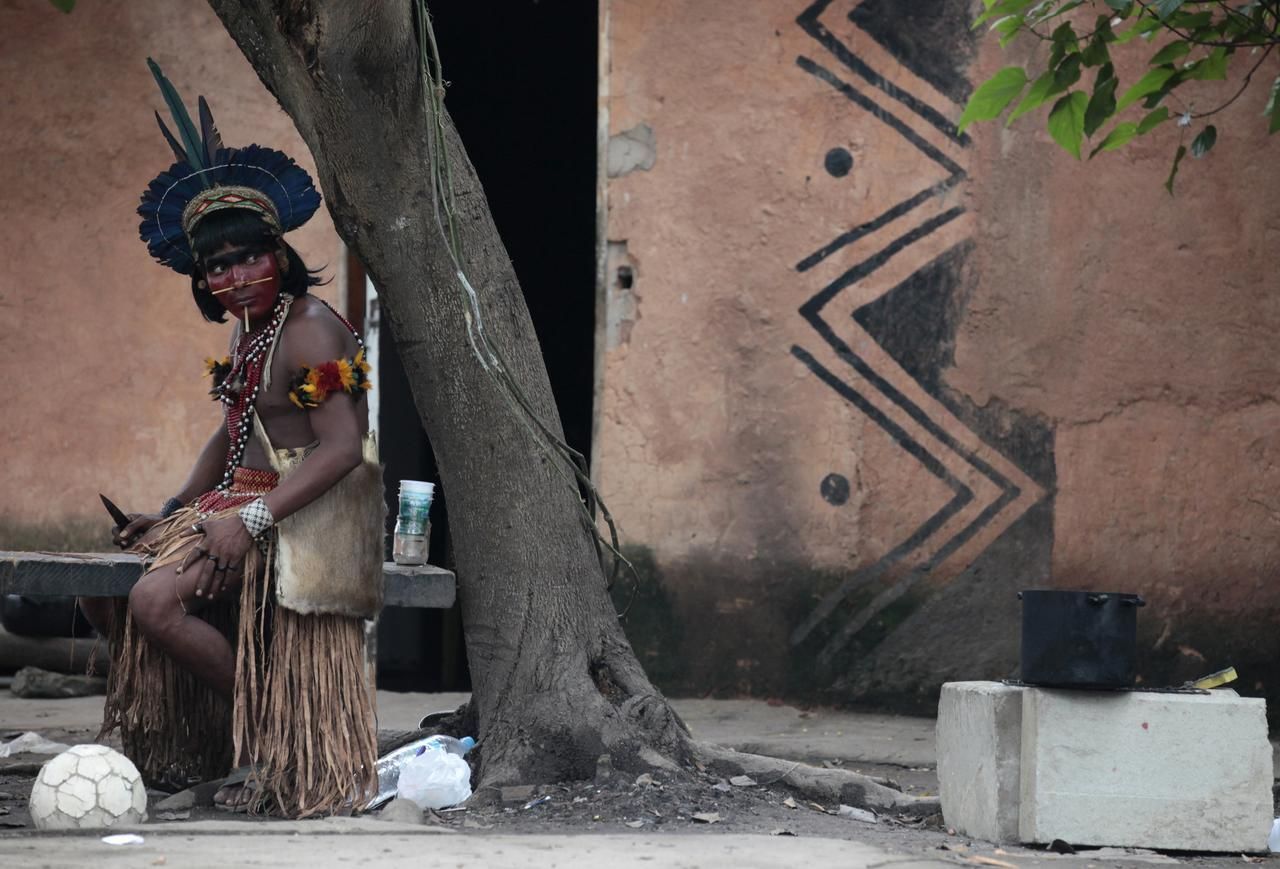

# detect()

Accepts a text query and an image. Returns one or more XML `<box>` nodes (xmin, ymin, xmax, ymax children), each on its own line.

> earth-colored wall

<box><xmin>598</xmin><ymin>0</ymin><xmax>1280</xmax><ymax>707</ymax></box>
<box><xmin>0</xmin><ymin>0</ymin><xmax>343</xmax><ymax>549</ymax></box>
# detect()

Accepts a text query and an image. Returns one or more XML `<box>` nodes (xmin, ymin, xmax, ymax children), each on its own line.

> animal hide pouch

<box><xmin>252</xmin><ymin>414</ymin><xmax>385</xmax><ymax>618</ymax></box>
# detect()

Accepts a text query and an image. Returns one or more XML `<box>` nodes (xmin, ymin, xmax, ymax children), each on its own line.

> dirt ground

<box><xmin>0</xmin><ymin>694</ymin><xmax>1275</xmax><ymax>869</ymax></box>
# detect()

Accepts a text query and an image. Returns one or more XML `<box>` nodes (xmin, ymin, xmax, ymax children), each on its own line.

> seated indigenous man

<box><xmin>77</xmin><ymin>65</ymin><xmax>383</xmax><ymax>817</ymax></box>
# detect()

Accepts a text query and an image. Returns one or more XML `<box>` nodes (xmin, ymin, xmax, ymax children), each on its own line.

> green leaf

<box><xmin>1154</xmin><ymin>0</ymin><xmax>1185</xmax><ymax>19</ymax></box>
<box><xmin>1187</xmin><ymin>46</ymin><xmax>1230</xmax><ymax>82</ymax></box>
<box><xmin>1052</xmin><ymin>54</ymin><xmax>1083</xmax><ymax>92</ymax></box>
<box><xmin>1081</xmin><ymin>32</ymin><xmax>1112</xmax><ymax>67</ymax></box>
<box><xmin>1090</xmin><ymin>121</ymin><xmax>1138</xmax><ymax>157</ymax></box>
<box><xmin>1117</xmin><ymin>66</ymin><xmax>1177</xmax><ymax>111</ymax></box>
<box><xmin>1008</xmin><ymin>70</ymin><xmax>1057</xmax><ymax>124</ymax></box>
<box><xmin>1048</xmin><ymin>21</ymin><xmax>1080</xmax><ymax>70</ymax></box>
<box><xmin>1103</xmin><ymin>0</ymin><xmax>1134</xmax><ymax>12</ymax></box>
<box><xmin>48</xmin><ymin>0</ymin><xmax>74</xmax><ymax>11</ymax></box>
<box><xmin>1084</xmin><ymin>71</ymin><xmax>1119</xmax><ymax>137</ymax></box>
<box><xmin>958</xmin><ymin>66</ymin><xmax>1028</xmax><ymax>133</ymax></box>
<box><xmin>1190</xmin><ymin>124</ymin><xmax>1217</xmax><ymax>157</ymax></box>
<box><xmin>1265</xmin><ymin>76</ymin><xmax>1280</xmax><ymax>134</ymax></box>
<box><xmin>1148</xmin><ymin>41</ymin><xmax>1190</xmax><ymax>66</ymax></box>
<box><xmin>1048</xmin><ymin>91</ymin><xmax>1089</xmax><ymax>158</ymax></box>
<box><xmin>994</xmin><ymin>15</ymin><xmax>1025</xmax><ymax>46</ymax></box>
<box><xmin>1165</xmin><ymin>144</ymin><xmax>1187</xmax><ymax>194</ymax></box>
<box><xmin>1137</xmin><ymin>106</ymin><xmax>1171</xmax><ymax>133</ymax></box>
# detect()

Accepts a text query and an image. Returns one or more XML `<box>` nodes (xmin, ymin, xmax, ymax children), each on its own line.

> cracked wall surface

<box><xmin>0</xmin><ymin>2</ymin><xmax>343</xmax><ymax>541</ymax></box>
<box><xmin>597</xmin><ymin>0</ymin><xmax>1280</xmax><ymax>708</ymax></box>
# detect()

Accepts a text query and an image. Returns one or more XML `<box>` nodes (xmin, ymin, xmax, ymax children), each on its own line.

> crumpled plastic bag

<box><xmin>395</xmin><ymin>747</ymin><xmax>472</xmax><ymax>810</ymax></box>
<box><xmin>0</xmin><ymin>731</ymin><xmax>70</xmax><ymax>758</ymax></box>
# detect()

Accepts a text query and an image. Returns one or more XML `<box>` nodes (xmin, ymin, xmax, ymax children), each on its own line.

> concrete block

<box><xmin>937</xmin><ymin>681</ymin><xmax>1025</xmax><ymax>843</ymax></box>
<box><xmin>1020</xmin><ymin>688</ymin><xmax>1273</xmax><ymax>852</ymax></box>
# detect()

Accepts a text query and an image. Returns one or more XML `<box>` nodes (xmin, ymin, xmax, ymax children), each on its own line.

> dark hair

<box><xmin>188</xmin><ymin>208</ymin><xmax>327</xmax><ymax>323</ymax></box>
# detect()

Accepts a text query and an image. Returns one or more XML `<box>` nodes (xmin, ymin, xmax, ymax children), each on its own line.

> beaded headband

<box><xmin>137</xmin><ymin>59</ymin><xmax>320</xmax><ymax>276</ymax></box>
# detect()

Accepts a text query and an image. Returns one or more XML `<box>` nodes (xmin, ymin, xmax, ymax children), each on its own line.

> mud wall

<box><xmin>597</xmin><ymin>0</ymin><xmax>1280</xmax><ymax>708</ymax></box>
<box><xmin>0</xmin><ymin>0</ymin><xmax>342</xmax><ymax>548</ymax></box>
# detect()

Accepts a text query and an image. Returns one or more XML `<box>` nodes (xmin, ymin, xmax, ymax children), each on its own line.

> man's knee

<box><xmin>128</xmin><ymin>575</ymin><xmax>180</xmax><ymax>638</ymax></box>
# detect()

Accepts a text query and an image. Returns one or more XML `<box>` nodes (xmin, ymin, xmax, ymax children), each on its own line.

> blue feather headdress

<box><xmin>137</xmin><ymin>59</ymin><xmax>321</xmax><ymax>275</ymax></box>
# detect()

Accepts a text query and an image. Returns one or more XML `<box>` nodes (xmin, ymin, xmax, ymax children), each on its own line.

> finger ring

<box><xmin>207</xmin><ymin>553</ymin><xmax>219</xmax><ymax>563</ymax></box>
<box><xmin>191</xmin><ymin>523</ymin><xmax>206</xmax><ymax>534</ymax></box>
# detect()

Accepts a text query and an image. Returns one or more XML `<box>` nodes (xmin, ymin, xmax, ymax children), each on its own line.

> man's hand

<box><xmin>177</xmin><ymin>514</ymin><xmax>254</xmax><ymax>600</ymax></box>
<box><xmin>114</xmin><ymin>514</ymin><xmax>162</xmax><ymax>549</ymax></box>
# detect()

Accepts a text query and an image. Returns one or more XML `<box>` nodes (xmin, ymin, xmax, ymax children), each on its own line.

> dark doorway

<box><xmin>367</xmin><ymin>0</ymin><xmax>599</xmax><ymax>692</ymax></box>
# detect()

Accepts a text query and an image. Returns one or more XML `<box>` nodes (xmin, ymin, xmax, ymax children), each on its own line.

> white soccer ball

<box><xmin>29</xmin><ymin>744</ymin><xmax>148</xmax><ymax>830</ymax></box>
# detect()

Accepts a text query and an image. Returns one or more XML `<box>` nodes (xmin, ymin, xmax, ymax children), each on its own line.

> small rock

<box><xmin>782</xmin><ymin>797</ymin><xmax>798</xmax><ymax>809</ymax></box>
<box><xmin>500</xmin><ymin>785</ymin><xmax>536</xmax><ymax>806</ymax></box>
<box><xmin>572</xmin><ymin>796</ymin><xmax>588</xmax><ymax>804</ymax></box>
<box><xmin>378</xmin><ymin>797</ymin><xmax>424</xmax><ymax>825</ymax></box>
<box><xmin>728</xmin><ymin>775</ymin><xmax>756</xmax><ymax>787</ymax></box>
<box><xmin>156</xmin><ymin>811</ymin><xmax>190</xmax><ymax>821</ymax></box>
<box><xmin>594</xmin><ymin>754</ymin><xmax>617</xmax><ymax>786</ymax></box>
<box><xmin>691</xmin><ymin>812</ymin><xmax>722</xmax><ymax>824</ymax></box>
<box><xmin>770</xmin><ymin>828</ymin><xmax>796</xmax><ymax>836</ymax></box>
<box><xmin>634</xmin><ymin>773</ymin><xmax>655</xmax><ymax>787</ymax></box>
<box><xmin>836</xmin><ymin>804</ymin><xmax>878</xmax><ymax>823</ymax></box>
<box><xmin>10</xmin><ymin>667</ymin><xmax>107</xmax><ymax>699</ymax></box>
<box><xmin>711</xmin><ymin>782</ymin><xmax>731</xmax><ymax>793</ymax></box>
<box><xmin>155</xmin><ymin>790</ymin><xmax>196</xmax><ymax>812</ymax></box>
<box><xmin>1049</xmin><ymin>839</ymin><xmax>1075</xmax><ymax>854</ymax></box>
<box><xmin>625</xmin><ymin>820</ymin><xmax>644</xmax><ymax>828</ymax></box>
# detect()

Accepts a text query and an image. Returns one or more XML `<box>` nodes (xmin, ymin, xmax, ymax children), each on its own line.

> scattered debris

<box><xmin>377</xmin><ymin>797</ymin><xmax>425</xmax><ymax>825</ymax></box>
<box><xmin>770</xmin><ymin>828</ymin><xmax>796</xmax><ymax>837</ymax></box>
<box><xmin>965</xmin><ymin>856</ymin><xmax>1018</xmax><ymax>869</ymax></box>
<box><xmin>11</xmin><ymin>667</ymin><xmax>106</xmax><ymax>699</ymax></box>
<box><xmin>836</xmin><ymin>805</ymin><xmax>877</xmax><ymax>823</ymax></box>
<box><xmin>691</xmin><ymin>812</ymin><xmax>722</xmax><ymax>824</ymax></box>
<box><xmin>711</xmin><ymin>782</ymin><xmax>731</xmax><ymax>793</ymax></box>
<box><xmin>500</xmin><ymin>785</ymin><xmax>536</xmax><ymax>806</ymax></box>
<box><xmin>782</xmin><ymin>796</ymin><xmax>798</xmax><ymax>809</ymax></box>
<box><xmin>101</xmin><ymin>834</ymin><xmax>145</xmax><ymax>846</ymax></box>
<box><xmin>0</xmin><ymin>731</ymin><xmax>69</xmax><ymax>758</ymax></box>
<box><xmin>625</xmin><ymin>819</ymin><xmax>644</xmax><ymax>828</ymax></box>
<box><xmin>155</xmin><ymin>811</ymin><xmax>190</xmax><ymax>821</ymax></box>
<box><xmin>728</xmin><ymin>775</ymin><xmax>756</xmax><ymax>787</ymax></box>
<box><xmin>154</xmin><ymin>790</ymin><xmax>195</xmax><ymax>812</ymax></box>
<box><xmin>633</xmin><ymin>773</ymin><xmax>655</xmax><ymax>787</ymax></box>
<box><xmin>522</xmin><ymin>796</ymin><xmax>551</xmax><ymax>810</ymax></box>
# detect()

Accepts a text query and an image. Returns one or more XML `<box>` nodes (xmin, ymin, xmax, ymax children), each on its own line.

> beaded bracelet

<box><xmin>238</xmin><ymin>497</ymin><xmax>275</xmax><ymax>539</ymax></box>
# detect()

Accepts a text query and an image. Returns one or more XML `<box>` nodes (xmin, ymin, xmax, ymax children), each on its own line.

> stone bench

<box><xmin>0</xmin><ymin>551</ymin><xmax>455</xmax><ymax>609</ymax></box>
<box><xmin>936</xmin><ymin>680</ymin><xmax>1273</xmax><ymax>852</ymax></box>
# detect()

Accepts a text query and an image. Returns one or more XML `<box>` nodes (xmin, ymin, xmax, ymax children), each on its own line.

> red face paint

<box><xmin>203</xmin><ymin>243</ymin><xmax>283</xmax><ymax>326</ymax></box>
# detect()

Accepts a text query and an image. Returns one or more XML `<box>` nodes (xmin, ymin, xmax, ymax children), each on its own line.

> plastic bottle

<box><xmin>393</xmin><ymin>480</ymin><xmax>435</xmax><ymax>565</ymax></box>
<box><xmin>420</xmin><ymin>735</ymin><xmax>475</xmax><ymax>757</ymax></box>
<box><xmin>395</xmin><ymin>735</ymin><xmax>477</xmax><ymax>809</ymax></box>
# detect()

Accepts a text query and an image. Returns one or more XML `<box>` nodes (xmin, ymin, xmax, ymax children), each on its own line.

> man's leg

<box><xmin>128</xmin><ymin>547</ymin><xmax>255</xmax><ymax>808</ymax></box>
<box><xmin>127</xmin><ymin>550</ymin><xmax>244</xmax><ymax>700</ymax></box>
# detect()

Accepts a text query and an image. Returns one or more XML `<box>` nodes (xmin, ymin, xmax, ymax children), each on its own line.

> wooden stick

<box><xmin>211</xmin><ymin>276</ymin><xmax>274</xmax><ymax>296</ymax></box>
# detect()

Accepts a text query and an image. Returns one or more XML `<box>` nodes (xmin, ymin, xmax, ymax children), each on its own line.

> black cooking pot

<box><xmin>1019</xmin><ymin>590</ymin><xmax>1145</xmax><ymax>688</ymax></box>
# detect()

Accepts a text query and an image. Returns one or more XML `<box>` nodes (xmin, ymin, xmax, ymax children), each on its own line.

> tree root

<box><xmin>377</xmin><ymin>703</ymin><xmax>939</xmax><ymax>819</ymax></box>
<box><xmin>692</xmin><ymin>741</ymin><xmax>939</xmax><ymax>816</ymax></box>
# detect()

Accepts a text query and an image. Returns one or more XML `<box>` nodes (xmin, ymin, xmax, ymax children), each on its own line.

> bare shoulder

<box><xmin>280</xmin><ymin>295</ymin><xmax>358</xmax><ymax>367</ymax></box>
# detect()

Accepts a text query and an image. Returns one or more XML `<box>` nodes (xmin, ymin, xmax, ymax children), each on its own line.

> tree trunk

<box><xmin>205</xmin><ymin>0</ymin><xmax>691</xmax><ymax>788</ymax></box>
